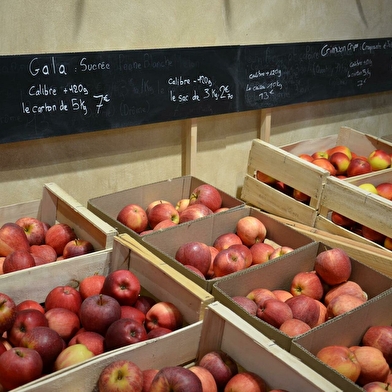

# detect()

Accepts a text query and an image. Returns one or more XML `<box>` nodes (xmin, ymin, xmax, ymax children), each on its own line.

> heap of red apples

<box><xmin>174</xmin><ymin>216</ymin><xmax>294</xmax><ymax>279</ymax></box>
<box><xmin>96</xmin><ymin>349</ymin><xmax>291</xmax><ymax>392</ymax></box>
<box><xmin>116</xmin><ymin>184</ymin><xmax>229</xmax><ymax>235</ymax></box>
<box><xmin>234</xmin><ymin>248</ymin><xmax>372</xmax><ymax>336</ymax></box>
<box><xmin>255</xmin><ymin>145</ymin><xmax>392</xmax><ymax>204</ymax></box>
<box><xmin>0</xmin><ymin>269</ymin><xmax>184</xmax><ymax>390</ymax></box>
<box><xmin>0</xmin><ymin>217</ymin><xmax>94</xmax><ymax>274</ymax></box>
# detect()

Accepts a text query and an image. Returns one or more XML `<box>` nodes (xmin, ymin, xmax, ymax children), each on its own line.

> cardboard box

<box><xmin>87</xmin><ymin>175</ymin><xmax>245</xmax><ymax>241</ymax></box>
<box><xmin>291</xmin><ymin>289</ymin><xmax>392</xmax><ymax>392</ymax></box>
<box><xmin>241</xmin><ymin>126</ymin><xmax>392</xmax><ymax>226</ymax></box>
<box><xmin>15</xmin><ymin>301</ymin><xmax>343</xmax><ymax>392</ymax></box>
<box><xmin>142</xmin><ymin>206</ymin><xmax>314</xmax><ymax>292</ymax></box>
<box><xmin>0</xmin><ymin>182</ymin><xmax>118</xmax><ymax>252</ymax></box>
<box><xmin>212</xmin><ymin>241</ymin><xmax>392</xmax><ymax>351</ymax></box>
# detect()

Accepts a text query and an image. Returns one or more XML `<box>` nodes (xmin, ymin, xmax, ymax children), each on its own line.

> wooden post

<box><xmin>183</xmin><ymin>118</ymin><xmax>198</xmax><ymax>175</ymax></box>
<box><xmin>259</xmin><ymin>108</ymin><xmax>272</xmax><ymax>142</ymax></box>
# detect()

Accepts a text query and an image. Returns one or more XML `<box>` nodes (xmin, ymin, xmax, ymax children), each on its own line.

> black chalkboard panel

<box><xmin>0</xmin><ymin>38</ymin><xmax>391</xmax><ymax>144</ymax></box>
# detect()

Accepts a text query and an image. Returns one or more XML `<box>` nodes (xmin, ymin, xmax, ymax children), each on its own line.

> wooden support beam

<box><xmin>259</xmin><ymin>108</ymin><xmax>272</xmax><ymax>142</ymax></box>
<box><xmin>183</xmin><ymin>118</ymin><xmax>198</xmax><ymax>175</ymax></box>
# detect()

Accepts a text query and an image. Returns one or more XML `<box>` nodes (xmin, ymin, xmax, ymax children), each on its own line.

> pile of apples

<box><xmin>116</xmin><ymin>184</ymin><xmax>229</xmax><ymax>235</ymax></box>
<box><xmin>316</xmin><ymin>325</ymin><xmax>392</xmax><ymax>389</ymax></box>
<box><xmin>96</xmin><ymin>349</ymin><xmax>291</xmax><ymax>392</ymax></box>
<box><xmin>255</xmin><ymin>145</ymin><xmax>392</xmax><ymax>204</ymax></box>
<box><xmin>174</xmin><ymin>216</ymin><xmax>294</xmax><ymax>279</ymax></box>
<box><xmin>0</xmin><ymin>217</ymin><xmax>94</xmax><ymax>274</ymax></box>
<box><xmin>233</xmin><ymin>248</ymin><xmax>370</xmax><ymax>336</ymax></box>
<box><xmin>0</xmin><ymin>269</ymin><xmax>184</xmax><ymax>390</ymax></box>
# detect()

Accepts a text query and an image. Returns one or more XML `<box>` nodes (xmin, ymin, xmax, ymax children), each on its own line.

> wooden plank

<box><xmin>183</xmin><ymin>118</ymin><xmax>198</xmax><ymax>176</ymax></box>
<box><xmin>259</xmin><ymin>108</ymin><xmax>272</xmax><ymax>142</ymax></box>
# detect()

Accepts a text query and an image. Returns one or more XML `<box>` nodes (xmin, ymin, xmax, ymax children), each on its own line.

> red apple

<box><xmin>0</xmin><ymin>347</ymin><xmax>43</xmax><ymax>390</ymax></box>
<box><xmin>312</xmin><ymin>151</ymin><xmax>329</xmax><ymax>159</ymax></box>
<box><xmin>316</xmin><ymin>345</ymin><xmax>361</xmax><ymax>382</ymax></box>
<box><xmin>223</xmin><ymin>371</ymin><xmax>267</xmax><ymax>392</ymax></box>
<box><xmin>120</xmin><ymin>305</ymin><xmax>146</xmax><ymax>324</ymax></box>
<box><xmin>0</xmin><ymin>292</ymin><xmax>16</xmax><ymax>335</ymax></box>
<box><xmin>0</xmin><ymin>341</ymin><xmax>6</xmax><ymax>356</ymax></box>
<box><xmin>148</xmin><ymin>202</ymin><xmax>180</xmax><ymax>229</ymax></box>
<box><xmin>15</xmin><ymin>217</ymin><xmax>46</xmax><ymax>246</ymax></box>
<box><xmin>327</xmin><ymin>145</ymin><xmax>352</xmax><ymax>159</ymax></box>
<box><xmin>78</xmin><ymin>273</ymin><xmax>106</xmax><ymax>300</ymax></box>
<box><xmin>68</xmin><ymin>330</ymin><xmax>105</xmax><ymax>356</ymax></box>
<box><xmin>198</xmin><ymin>350</ymin><xmax>238</xmax><ymax>391</ymax></box>
<box><xmin>375</xmin><ymin>182</ymin><xmax>392</xmax><ymax>200</ymax></box>
<box><xmin>207</xmin><ymin>246</ymin><xmax>219</xmax><ymax>278</ymax></box>
<box><xmin>331</xmin><ymin>211</ymin><xmax>355</xmax><ymax>228</ymax></box>
<box><xmin>213</xmin><ymin>232</ymin><xmax>243</xmax><ymax>252</ymax></box>
<box><xmin>189</xmin><ymin>365</ymin><xmax>218</xmax><ymax>392</ymax></box>
<box><xmin>236</xmin><ymin>216</ymin><xmax>267</xmax><ymax>246</ymax></box>
<box><xmin>362</xmin><ymin>226</ymin><xmax>386</xmax><ymax>244</ymax></box>
<box><xmin>189</xmin><ymin>184</ymin><xmax>223</xmax><ymax>212</ymax></box>
<box><xmin>347</xmin><ymin>158</ymin><xmax>373</xmax><ymax>177</ymax></box>
<box><xmin>3</xmin><ymin>249</ymin><xmax>36</xmax><ymax>273</ymax></box>
<box><xmin>256</xmin><ymin>298</ymin><xmax>293</xmax><ymax>328</ymax></box>
<box><xmin>98</xmin><ymin>360</ymin><xmax>144</xmax><ymax>392</ymax></box>
<box><xmin>0</xmin><ymin>256</ymin><xmax>4</xmax><ymax>274</ymax></box>
<box><xmin>269</xmin><ymin>246</ymin><xmax>294</xmax><ymax>260</ymax></box>
<box><xmin>146</xmin><ymin>200</ymin><xmax>171</xmax><ymax>216</ymax></box>
<box><xmin>285</xmin><ymin>295</ymin><xmax>320</xmax><ymax>328</ymax></box>
<box><xmin>179</xmin><ymin>204</ymin><xmax>213</xmax><ymax>223</ymax></box>
<box><xmin>314</xmin><ymin>248</ymin><xmax>352</xmax><ymax>286</ymax></box>
<box><xmin>54</xmin><ymin>343</ymin><xmax>94</xmax><ymax>371</ymax></box>
<box><xmin>228</xmin><ymin>243</ymin><xmax>252</xmax><ymax>268</ymax></box>
<box><xmin>250</xmin><ymin>242</ymin><xmax>274</xmax><ymax>265</ymax></box>
<box><xmin>290</xmin><ymin>271</ymin><xmax>324</xmax><ymax>300</ymax></box>
<box><xmin>133</xmin><ymin>295</ymin><xmax>157</xmax><ymax>315</ymax></box>
<box><xmin>0</xmin><ymin>222</ymin><xmax>30</xmax><ymax>257</ymax></box>
<box><xmin>362</xmin><ymin>325</ymin><xmax>392</xmax><ymax>364</ymax></box>
<box><xmin>384</xmin><ymin>236</ymin><xmax>392</xmax><ymax>250</ymax></box>
<box><xmin>175</xmin><ymin>241</ymin><xmax>211</xmax><ymax>277</ymax></box>
<box><xmin>143</xmin><ymin>368</ymin><xmax>160</xmax><ymax>392</ymax></box>
<box><xmin>274</xmin><ymin>181</ymin><xmax>293</xmax><ymax>195</ymax></box>
<box><xmin>184</xmin><ymin>265</ymin><xmax>206</xmax><ymax>279</ymax></box>
<box><xmin>29</xmin><ymin>244</ymin><xmax>57</xmax><ymax>264</ymax></box>
<box><xmin>45</xmin><ymin>307</ymin><xmax>81</xmax><ymax>342</ymax></box>
<box><xmin>327</xmin><ymin>294</ymin><xmax>366</xmax><ymax>319</ymax></box>
<box><xmin>213</xmin><ymin>247</ymin><xmax>247</xmax><ymax>277</ymax></box>
<box><xmin>104</xmin><ymin>318</ymin><xmax>148</xmax><ymax>350</ymax></box>
<box><xmin>45</xmin><ymin>285</ymin><xmax>83</xmax><ymax>314</ymax></box>
<box><xmin>16</xmin><ymin>299</ymin><xmax>45</xmax><ymax>314</ymax></box>
<box><xmin>62</xmin><ymin>238</ymin><xmax>94</xmax><ymax>259</ymax></box>
<box><xmin>312</xmin><ymin>157</ymin><xmax>337</xmax><ymax>176</ymax></box>
<box><xmin>45</xmin><ymin>222</ymin><xmax>77</xmax><ymax>256</ymax></box>
<box><xmin>292</xmin><ymin>189</ymin><xmax>311</xmax><ymax>203</ymax></box>
<box><xmin>117</xmin><ymin>203</ymin><xmax>149</xmax><ymax>233</ymax></box>
<box><xmin>279</xmin><ymin>318</ymin><xmax>311</xmax><ymax>337</ymax></box>
<box><xmin>145</xmin><ymin>301</ymin><xmax>183</xmax><ymax>331</ymax></box>
<box><xmin>79</xmin><ymin>294</ymin><xmax>122</xmax><ymax>335</ymax></box>
<box><xmin>101</xmin><ymin>269</ymin><xmax>141</xmax><ymax>306</ymax></box>
<box><xmin>175</xmin><ymin>198</ymin><xmax>190</xmax><ymax>213</ymax></box>
<box><xmin>362</xmin><ymin>382</ymin><xmax>392</xmax><ymax>391</ymax></box>
<box><xmin>246</xmin><ymin>288</ymin><xmax>277</xmax><ymax>307</ymax></box>
<box><xmin>147</xmin><ymin>327</ymin><xmax>173</xmax><ymax>339</ymax></box>
<box><xmin>315</xmin><ymin>300</ymin><xmax>328</xmax><ymax>327</ymax></box>
<box><xmin>255</xmin><ymin>170</ymin><xmax>276</xmax><ymax>185</ymax></box>
<box><xmin>272</xmin><ymin>289</ymin><xmax>293</xmax><ymax>302</ymax></box>
<box><xmin>298</xmin><ymin>153</ymin><xmax>314</xmax><ymax>162</ymax></box>
<box><xmin>329</xmin><ymin>152</ymin><xmax>351</xmax><ymax>175</ymax></box>
<box><xmin>368</xmin><ymin>149</ymin><xmax>391</xmax><ymax>171</ymax></box>
<box><xmin>150</xmin><ymin>366</ymin><xmax>203</xmax><ymax>392</ymax></box>
<box><xmin>324</xmin><ymin>280</ymin><xmax>368</xmax><ymax>306</ymax></box>
<box><xmin>153</xmin><ymin>219</ymin><xmax>178</xmax><ymax>230</ymax></box>
<box><xmin>232</xmin><ymin>296</ymin><xmax>258</xmax><ymax>316</ymax></box>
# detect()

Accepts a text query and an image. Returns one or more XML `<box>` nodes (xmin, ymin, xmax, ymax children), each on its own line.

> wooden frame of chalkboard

<box><xmin>0</xmin><ymin>37</ymin><xmax>391</xmax><ymax>144</ymax></box>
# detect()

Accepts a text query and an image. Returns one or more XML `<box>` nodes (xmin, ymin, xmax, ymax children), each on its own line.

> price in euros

<box><xmin>93</xmin><ymin>94</ymin><xmax>110</xmax><ymax>114</ymax></box>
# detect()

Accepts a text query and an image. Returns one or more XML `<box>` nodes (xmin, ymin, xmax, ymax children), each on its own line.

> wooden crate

<box><xmin>0</xmin><ymin>182</ymin><xmax>118</xmax><ymax>251</ymax></box>
<box><xmin>241</xmin><ymin>126</ymin><xmax>392</xmax><ymax>226</ymax></box>
<box><xmin>15</xmin><ymin>302</ymin><xmax>342</xmax><ymax>392</ymax></box>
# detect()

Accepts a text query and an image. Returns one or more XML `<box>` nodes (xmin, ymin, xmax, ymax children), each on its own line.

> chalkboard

<box><xmin>0</xmin><ymin>38</ymin><xmax>391</xmax><ymax>144</ymax></box>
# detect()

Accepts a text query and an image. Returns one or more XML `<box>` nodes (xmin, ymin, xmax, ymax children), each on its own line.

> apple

<box><xmin>362</xmin><ymin>226</ymin><xmax>386</xmax><ymax>244</ymax></box>
<box><xmin>79</xmin><ymin>294</ymin><xmax>122</xmax><ymax>335</ymax></box>
<box><xmin>312</xmin><ymin>150</ymin><xmax>329</xmax><ymax>159</ymax></box>
<box><xmin>45</xmin><ymin>307</ymin><xmax>81</xmax><ymax>342</ymax></box>
<box><xmin>198</xmin><ymin>350</ymin><xmax>238</xmax><ymax>391</ymax></box>
<box><xmin>0</xmin><ymin>222</ymin><xmax>30</xmax><ymax>257</ymax></box>
<box><xmin>185</xmin><ymin>265</ymin><xmax>206</xmax><ymax>278</ymax></box>
<box><xmin>255</xmin><ymin>170</ymin><xmax>276</xmax><ymax>185</ymax></box>
<box><xmin>327</xmin><ymin>145</ymin><xmax>352</xmax><ymax>159</ymax></box>
<box><xmin>327</xmin><ymin>294</ymin><xmax>366</xmax><ymax>318</ymax></box>
<box><xmin>359</xmin><ymin>183</ymin><xmax>379</xmax><ymax>194</ymax></box>
<box><xmin>145</xmin><ymin>301</ymin><xmax>183</xmax><ymax>331</ymax></box>
<box><xmin>249</xmin><ymin>242</ymin><xmax>274</xmax><ymax>265</ymax></box>
<box><xmin>29</xmin><ymin>244</ymin><xmax>57</xmax><ymax>264</ymax></box>
<box><xmin>175</xmin><ymin>198</ymin><xmax>190</xmax><ymax>213</ymax></box>
<box><xmin>207</xmin><ymin>246</ymin><xmax>219</xmax><ymax>278</ymax></box>
<box><xmin>104</xmin><ymin>318</ymin><xmax>148</xmax><ymax>351</ymax></box>
<box><xmin>150</xmin><ymin>366</ymin><xmax>203</xmax><ymax>392</ymax></box>
<box><xmin>15</xmin><ymin>217</ymin><xmax>46</xmax><ymax>246</ymax></box>
<box><xmin>54</xmin><ymin>343</ymin><xmax>94</xmax><ymax>371</ymax></box>
<box><xmin>223</xmin><ymin>371</ymin><xmax>267</xmax><ymax>392</ymax></box>
<box><xmin>147</xmin><ymin>326</ymin><xmax>173</xmax><ymax>339</ymax></box>
<box><xmin>0</xmin><ymin>347</ymin><xmax>43</xmax><ymax>390</ymax></box>
<box><xmin>45</xmin><ymin>285</ymin><xmax>83</xmax><ymax>314</ymax></box>
<box><xmin>133</xmin><ymin>295</ymin><xmax>157</xmax><ymax>315</ymax></box>
<box><xmin>45</xmin><ymin>222</ymin><xmax>77</xmax><ymax>256</ymax></box>
<box><xmin>146</xmin><ymin>200</ymin><xmax>171</xmax><ymax>216</ymax></box>
<box><xmin>3</xmin><ymin>249</ymin><xmax>36</xmax><ymax>273</ymax></box>
<box><xmin>20</xmin><ymin>326</ymin><xmax>65</xmax><ymax>371</ymax></box>
<box><xmin>232</xmin><ymin>296</ymin><xmax>258</xmax><ymax>316</ymax></box>
<box><xmin>179</xmin><ymin>204</ymin><xmax>213</xmax><ymax>223</ymax></box>
<box><xmin>78</xmin><ymin>273</ymin><xmax>106</xmax><ymax>300</ymax></box>
<box><xmin>324</xmin><ymin>280</ymin><xmax>368</xmax><ymax>306</ymax></box>
<box><xmin>117</xmin><ymin>203</ymin><xmax>149</xmax><ymax>233</ymax></box>
<box><xmin>62</xmin><ymin>238</ymin><xmax>94</xmax><ymax>259</ymax></box>
<box><xmin>298</xmin><ymin>153</ymin><xmax>314</xmax><ymax>162</ymax></box>
<box><xmin>269</xmin><ymin>246</ymin><xmax>294</xmax><ymax>260</ymax></box>
<box><xmin>143</xmin><ymin>368</ymin><xmax>160</xmax><ymax>392</ymax></box>
<box><xmin>290</xmin><ymin>271</ymin><xmax>324</xmax><ymax>300</ymax></box>
<box><xmin>362</xmin><ymin>382</ymin><xmax>392</xmax><ymax>391</ymax></box>
<box><xmin>0</xmin><ymin>292</ymin><xmax>16</xmax><ymax>335</ymax></box>
<box><xmin>213</xmin><ymin>247</ymin><xmax>247</xmax><ymax>277</ymax></box>
<box><xmin>272</xmin><ymin>289</ymin><xmax>293</xmax><ymax>302</ymax></box>
<box><xmin>279</xmin><ymin>318</ymin><xmax>311</xmax><ymax>337</ymax></box>
<box><xmin>16</xmin><ymin>299</ymin><xmax>45</xmax><ymax>314</ymax></box>
<box><xmin>68</xmin><ymin>330</ymin><xmax>105</xmax><ymax>356</ymax></box>
<box><xmin>329</xmin><ymin>152</ymin><xmax>351</xmax><ymax>175</ymax></box>
<box><xmin>274</xmin><ymin>181</ymin><xmax>293</xmax><ymax>195</ymax></box>
<box><xmin>189</xmin><ymin>184</ymin><xmax>223</xmax><ymax>212</ymax></box>
<box><xmin>153</xmin><ymin>219</ymin><xmax>178</xmax><ymax>230</ymax></box>
<box><xmin>350</xmin><ymin>345</ymin><xmax>390</xmax><ymax>386</ymax></box>
<box><xmin>175</xmin><ymin>241</ymin><xmax>211</xmax><ymax>277</ymax></box>
<box><xmin>316</xmin><ymin>345</ymin><xmax>361</xmax><ymax>382</ymax></box>
<box><xmin>315</xmin><ymin>300</ymin><xmax>328</xmax><ymax>326</ymax></box>
<box><xmin>312</xmin><ymin>157</ymin><xmax>337</xmax><ymax>176</ymax></box>
<box><xmin>256</xmin><ymin>298</ymin><xmax>293</xmax><ymax>328</ymax></box>
<box><xmin>0</xmin><ymin>256</ymin><xmax>4</xmax><ymax>274</ymax></box>
<box><xmin>227</xmin><ymin>244</ymin><xmax>252</xmax><ymax>267</ymax></box>
<box><xmin>189</xmin><ymin>365</ymin><xmax>218</xmax><ymax>392</ymax></box>
<box><xmin>368</xmin><ymin>149</ymin><xmax>391</xmax><ymax>171</ymax></box>
<box><xmin>0</xmin><ymin>341</ymin><xmax>6</xmax><ymax>356</ymax></box>
<box><xmin>148</xmin><ymin>202</ymin><xmax>180</xmax><ymax>229</ymax></box>
<box><xmin>292</xmin><ymin>189</ymin><xmax>311</xmax><ymax>203</ymax></box>
<box><xmin>213</xmin><ymin>232</ymin><xmax>243</xmax><ymax>252</ymax></box>
<box><xmin>7</xmin><ymin>308</ymin><xmax>48</xmax><ymax>346</ymax></box>
<box><xmin>375</xmin><ymin>182</ymin><xmax>392</xmax><ymax>200</ymax></box>
<box><xmin>215</xmin><ymin>207</ymin><xmax>229</xmax><ymax>213</ymax></box>
<box><xmin>285</xmin><ymin>295</ymin><xmax>320</xmax><ymax>328</ymax></box>
<box><xmin>314</xmin><ymin>248</ymin><xmax>352</xmax><ymax>286</ymax></box>
<box><xmin>101</xmin><ymin>269</ymin><xmax>141</xmax><ymax>306</ymax></box>
<box><xmin>347</xmin><ymin>158</ymin><xmax>373</xmax><ymax>177</ymax></box>
<box><xmin>246</xmin><ymin>288</ymin><xmax>277</xmax><ymax>307</ymax></box>
<box><xmin>384</xmin><ymin>236</ymin><xmax>392</xmax><ymax>250</ymax></box>
<box><xmin>331</xmin><ymin>211</ymin><xmax>355</xmax><ymax>228</ymax></box>
<box><xmin>120</xmin><ymin>305</ymin><xmax>146</xmax><ymax>324</ymax></box>
<box><xmin>362</xmin><ymin>325</ymin><xmax>392</xmax><ymax>364</ymax></box>
<box><xmin>236</xmin><ymin>216</ymin><xmax>267</xmax><ymax>246</ymax></box>
<box><xmin>98</xmin><ymin>359</ymin><xmax>144</xmax><ymax>392</ymax></box>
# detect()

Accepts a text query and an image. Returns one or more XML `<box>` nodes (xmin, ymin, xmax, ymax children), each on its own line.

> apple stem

<box><xmin>0</xmin><ymin>300</ymin><xmax>6</xmax><ymax>307</ymax></box>
<box><xmin>99</xmin><ymin>294</ymin><xmax>103</xmax><ymax>306</ymax></box>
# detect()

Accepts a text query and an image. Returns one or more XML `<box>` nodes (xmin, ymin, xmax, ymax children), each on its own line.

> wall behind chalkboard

<box><xmin>1</xmin><ymin>38</ymin><xmax>391</xmax><ymax>144</ymax></box>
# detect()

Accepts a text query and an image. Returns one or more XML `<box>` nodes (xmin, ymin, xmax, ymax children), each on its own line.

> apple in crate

<box><xmin>179</xmin><ymin>203</ymin><xmax>213</xmax><ymax>223</ymax></box>
<box><xmin>3</xmin><ymin>249</ymin><xmax>36</xmax><ymax>273</ymax></box>
<box><xmin>250</xmin><ymin>242</ymin><xmax>274</xmax><ymax>265</ymax></box>
<box><xmin>145</xmin><ymin>301</ymin><xmax>183</xmax><ymax>331</ymax></box>
<box><xmin>54</xmin><ymin>343</ymin><xmax>94</xmax><ymax>371</ymax></box>
<box><xmin>329</xmin><ymin>152</ymin><xmax>351</xmax><ymax>175</ymax></box>
<box><xmin>189</xmin><ymin>184</ymin><xmax>223</xmax><ymax>212</ymax></box>
<box><xmin>269</xmin><ymin>246</ymin><xmax>294</xmax><ymax>260</ymax></box>
<box><xmin>246</xmin><ymin>287</ymin><xmax>277</xmax><ymax>307</ymax></box>
<box><xmin>213</xmin><ymin>232</ymin><xmax>242</xmax><ymax>251</ymax></box>
<box><xmin>236</xmin><ymin>216</ymin><xmax>266</xmax><ymax>246</ymax></box>
<box><xmin>45</xmin><ymin>307</ymin><xmax>80</xmax><ymax>343</ymax></box>
<box><xmin>120</xmin><ymin>305</ymin><xmax>146</xmax><ymax>324</ymax></box>
<box><xmin>0</xmin><ymin>222</ymin><xmax>30</xmax><ymax>257</ymax></box>
<box><xmin>68</xmin><ymin>330</ymin><xmax>105</xmax><ymax>356</ymax></box>
<box><xmin>175</xmin><ymin>241</ymin><xmax>211</xmax><ymax>277</ymax></box>
<box><xmin>150</xmin><ymin>366</ymin><xmax>203</xmax><ymax>392</ymax></box>
<box><xmin>104</xmin><ymin>318</ymin><xmax>148</xmax><ymax>350</ymax></box>
<box><xmin>45</xmin><ymin>285</ymin><xmax>83</xmax><ymax>314</ymax></box>
<box><xmin>285</xmin><ymin>295</ymin><xmax>320</xmax><ymax>328</ymax></box>
<box><xmin>148</xmin><ymin>202</ymin><xmax>180</xmax><ymax>229</ymax></box>
<box><xmin>213</xmin><ymin>247</ymin><xmax>247</xmax><ymax>277</ymax></box>
<box><xmin>279</xmin><ymin>318</ymin><xmax>311</xmax><ymax>337</ymax></box>
<box><xmin>256</xmin><ymin>298</ymin><xmax>293</xmax><ymax>328</ymax></box>
<box><xmin>146</xmin><ymin>199</ymin><xmax>171</xmax><ymax>216</ymax></box>
<box><xmin>63</xmin><ymin>238</ymin><xmax>94</xmax><ymax>259</ymax></box>
<box><xmin>362</xmin><ymin>325</ymin><xmax>392</xmax><ymax>364</ymax></box>
<box><xmin>30</xmin><ymin>244</ymin><xmax>57</xmax><ymax>264</ymax></box>
<box><xmin>376</xmin><ymin>182</ymin><xmax>392</xmax><ymax>200</ymax></box>
<box><xmin>16</xmin><ymin>299</ymin><xmax>45</xmax><ymax>314</ymax></box>
<box><xmin>290</xmin><ymin>271</ymin><xmax>324</xmax><ymax>301</ymax></box>
<box><xmin>229</xmin><ymin>244</ymin><xmax>252</xmax><ymax>268</ymax></box>
<box><xmin>347</xmin><ymin>157</ymin><xmax>372</xmax><ymax>177</ymax></box>
<box><xmin>368</xmin><ymin>149</ymin><xmax>391</xmax><ymax>171</ymax></box>
<box><xmin>176</xmin><ymin>198</ymin><xmax>190</xmax><ymax>213</ymax></box>
<box><xmin>143</xmin><ymin>368</ymin><xmax>160</xmax><ymax>392</ymax></box>
<box><xmin>15</xmin><ymin>216</ymin><xmax>46</xmax><ymax>246</ymax></box>
<box><xmin>0</xmin><ymin>347</ymin><xmax>43</xmax><ymax>390</ymax></box>
<box><xmin>0</xmin><ymin>292</ymin><xmax>16</xmax><ymax>335</ymax></box>
<box><xmin>189</xmin><ymin>365</ymin><xmax>218</xmax><ymax>392</ymax></box>
<box><xmin>117</xmin><ymin>203</ymin><xmax>149</xmax><ymax>233</ymax></box>
<box><xmin>45</xmin><ymin>222</ymin><xmax>77</xmax><ymax>256</ymax></box>
<box><xmin>324</xmin><ymin>280</ymin><xmax>368</xmax><ymax>306</ymax></box>
<box><xmin>78</xmin><ymin>273</ymin><xmax>106</xmax><ymax>300</ymax></box>
<box><xmin>223</xmin><ymin>371</ymin><xmax>267</xmax><ymax>392</ymax></box>
<box><xmin>326</xmin><ymin>294</ymin><xmax>366</xmax><ymax>318</ymax></box>
<box><xmin>133</xmin><ymin>295</ymin><xmax>157</xmax><ymax>315</ymax></box>
<box><xmin>98</xmin><ymin>359</ymin><xmax>144</xmax><ymax>392</ymax></box>
<box><xmin>363</xmin><ymin>382</ymin><xmax>392</xmax><ymax>391</ymax></box>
